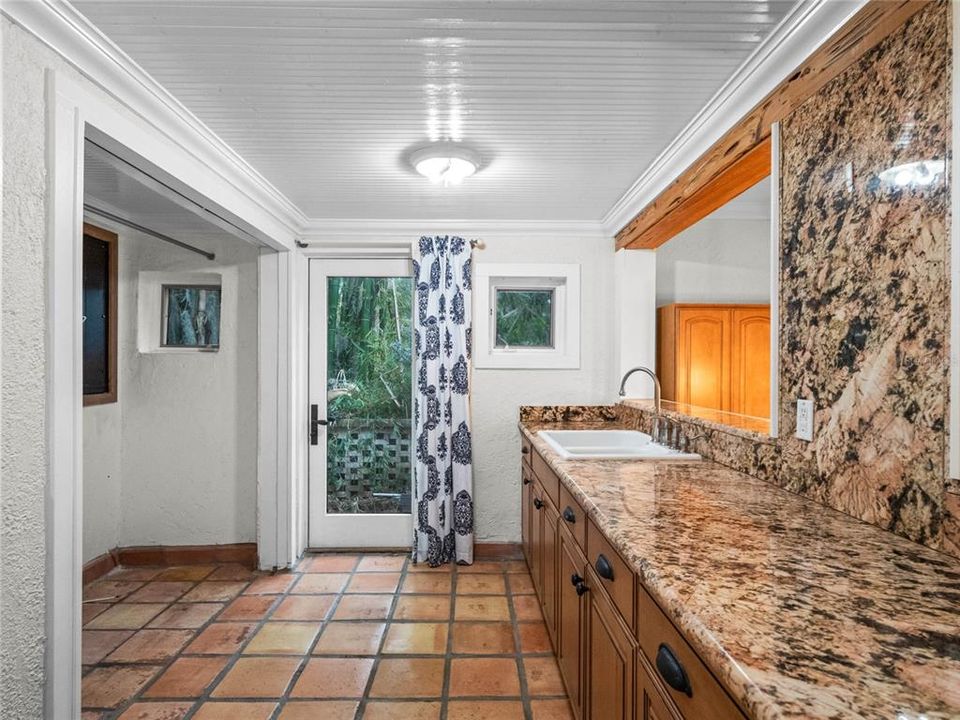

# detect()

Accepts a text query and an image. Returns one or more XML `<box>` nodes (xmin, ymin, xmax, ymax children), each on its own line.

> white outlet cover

<box><xmin>796</xmin><ymin>399</ymin><xmax>814</xmax><ymax>442</ymax></box>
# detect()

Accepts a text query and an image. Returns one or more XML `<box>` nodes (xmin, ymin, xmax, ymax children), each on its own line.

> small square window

<box><xmin>475</xmin><ymin>263</ymin><xmax>580</xmax><ymax>369</ymax></box>
<box><xmin>494</xmin><ymin>289</ymin><xmax>554</xmax><ymax>348</ymax></box>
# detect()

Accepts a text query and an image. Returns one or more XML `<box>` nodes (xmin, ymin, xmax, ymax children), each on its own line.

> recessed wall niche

<box><xmin>137</xmin><ymin>271</ymin><xmax>223</xmax><ymax>353</ymax></box>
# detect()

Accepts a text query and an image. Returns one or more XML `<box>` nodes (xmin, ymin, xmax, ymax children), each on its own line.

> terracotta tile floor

<box><xmin>81</xmin><ymin>554</ymin><xmax>572</xmax><ymax>719</ymax></box>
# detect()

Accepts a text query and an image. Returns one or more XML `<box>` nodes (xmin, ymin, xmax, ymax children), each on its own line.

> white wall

<box><xmin>83</xmin><ymin>404</ymin><xmax>122</xmax><ymax>562</ymax></box>
<box><xmin>120</xmin><ymin>230</ymin><xmax>259</xmax><ymax>547</ymax></box>
<box><xmin>613</xmin><ymin>249</ymin><xmax>658</xmax><ymax>399</ymax></box>
<box><xmin>3</xmin><ymin>19</ymin><xmax>70</xmax><ymax>716</ymax></box>
<box><xmin>1</xmin><ymin>15</ymin><xmax>289</xmax><ymax>715</ymax></box>
<box><xmin>655</xmin><ymin>217</ymin><xmax>770</xmax><ymax>307</ymax></box>
<box><xmin>81</xmin><ymin>223</ymin><xmax>259</xmax><ymax>561</ymax></box>
<box><xmin>471</xmin><ymin>233</ymin><xmax>615</xmax><ymax>542</ymax></box>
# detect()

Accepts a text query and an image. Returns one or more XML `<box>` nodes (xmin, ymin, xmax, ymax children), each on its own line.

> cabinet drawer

<box><xmin>637</xmin><ymin>652</ymin><xmax>681</xmax><ymax>720</ymax></box>
<box><xmin>586</xmin><ymin>519</ymin><xmax>635</xmax><ymax>630</ymax></box>
<box><xmin>521</xmin><ymin>435</ymin><xmax>533</xmax><ymax>468</ymax></box>
<box><xmin>559</xmin><ymin>484</ymin><xmax>587</xmax><ymax>552</ymax></box>
<box><xmin>637</xmin><ymin>586</ymin><xmax>746</xmax><ymax>720</ymax></box>
<box><xmin>532</xmin><ymin>450</ymin><xmax>560</xmax><ymax>507</ymax></box>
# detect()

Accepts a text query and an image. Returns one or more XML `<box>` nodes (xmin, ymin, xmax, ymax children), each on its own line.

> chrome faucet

<box><xmin>618</xmin><ymin>366</ymin><xmax>661</xmax><ymax>413</ymax></box>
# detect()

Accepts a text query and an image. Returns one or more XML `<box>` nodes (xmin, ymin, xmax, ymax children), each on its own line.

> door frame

<box><xmin>306</xmin><ymin>256</ymin><xmax>415</xmax><ymax>548</ymax></box>
<box><xmin>44</xmin><ymin>69</ymin><xmax>299</xmax><ymax>719</ymax></box>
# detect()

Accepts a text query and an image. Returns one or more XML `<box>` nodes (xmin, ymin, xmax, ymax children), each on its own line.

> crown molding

<box><xmin>2</xmin><ymin>0</ymin><xmax>308</xmax><ymax>241</ymax></box>
<box><xmin>600</xmin><ymin>0</ymin><xmax>867</xmax><ymax>236</ymax></box>
<box><xmin>300</xmin><ymin>218</ymin><xmax>609</xmax><ymax>244</ymax></box>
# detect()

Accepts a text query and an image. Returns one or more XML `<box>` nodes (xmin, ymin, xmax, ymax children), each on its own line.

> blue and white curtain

<box><xmin>413</xmin><ymin>235</ymin><xmax>474</xmax><ymax>566</ymax></box>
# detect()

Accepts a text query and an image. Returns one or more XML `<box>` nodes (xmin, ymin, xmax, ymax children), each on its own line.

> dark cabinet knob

<box><xmin>523</xmin><ymin>475</ymin><xmax>532</xmax><ymax>485</ymax></box>
<box><xmin>521</xmin><ymin>446</ymin><xmax>530</xmax><ymax>455</ymax></box>
<box><xmin>595</xmin><ymin>554</ymin><xmax>615</xmax><ymax>581</ymax></box>
<box><xmin>533</xmin><ymin>498</ymin><xmax>544</xmax><ymax>510</ymax></box>
<box><xmin>562</xmin><ymin>507</ymin><xmax>576</xmax><ymax>524</ymax></box>
<box><xmin>570</xmin><ymin>573</ymin><xmax>583</xmax><ymax>586</ymax></box>
<box><xmin>656</xmin><ymin>644</ymin><xmax>692</xmax><ymax>697</ymax></box>
<box><xmin>575</xmin><ymin>581</ymin><xmax>589</xmax><ymax>597</ymax></box>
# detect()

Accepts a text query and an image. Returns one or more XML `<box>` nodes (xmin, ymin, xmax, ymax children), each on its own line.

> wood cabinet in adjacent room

<box><xmin>657</xmin><ymin>303</ymin><xmax>770</xmax><ymax>419</ymax></box>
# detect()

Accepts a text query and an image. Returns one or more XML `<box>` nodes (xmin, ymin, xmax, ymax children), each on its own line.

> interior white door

<box><xmin>308</xmin><ymin>258</ymin><xmax>414</xmax><ymax>548</ymax></box>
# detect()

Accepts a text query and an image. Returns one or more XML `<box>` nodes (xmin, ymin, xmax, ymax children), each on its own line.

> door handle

<box><xmin>310</xmin><ymin>404</ymin><xmax>329</xmax><ymax>445</ymax></box>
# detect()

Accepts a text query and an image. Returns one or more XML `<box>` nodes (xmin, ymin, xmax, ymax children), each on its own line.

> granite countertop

<box><xmin>520</xmin><ymin>419</ymin><xmax>960</xmax><ymax>720</ymax></box>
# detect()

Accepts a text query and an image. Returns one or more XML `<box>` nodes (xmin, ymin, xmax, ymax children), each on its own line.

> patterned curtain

<box><xmin>413</xmin><ymin>235</ymin><xmax>474</xmax><ymax>566</ymax></box>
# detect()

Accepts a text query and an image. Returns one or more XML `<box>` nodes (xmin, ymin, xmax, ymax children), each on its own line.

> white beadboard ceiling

<box><xmin>71</xmin><ymin>1</ymin><xmax>795</xmax><ymax>223</ymax></box>
<box><xmin>84</xmin><ymin>145</ymin><xmax>248</xmax><ymax>252</ymax></box>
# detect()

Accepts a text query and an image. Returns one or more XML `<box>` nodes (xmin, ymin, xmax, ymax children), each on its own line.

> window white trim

<box><xmin>474</xmin><ymin>263</ymin><xmax>580</xmax><ymax>369</ymax></box>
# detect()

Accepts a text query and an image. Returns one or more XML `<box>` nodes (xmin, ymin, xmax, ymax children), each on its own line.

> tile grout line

<box><xmin>355</xmin><ymin>553</ymin><xmax>410</xmax><ymax>719</ymax></box>
<box><xmin>270</xmin><ymin>552</ymin><xmax>362</xmax><ymax>720</ymax></box>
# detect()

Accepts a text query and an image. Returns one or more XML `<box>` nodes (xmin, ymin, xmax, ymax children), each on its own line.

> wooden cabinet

<box><xmin>637</xmin><ymin>653</ymin><xmax>680</xmax><ymax>720</ymax></box>
<box><xmin>558</xmin><ymin>525</ymin><xmax>588</xmax><ymax>718</ymax></box>
<box><xmin>657</xmin><ymin>303</ymin><xmax>770</xmax><ymax>418</ymax></box>
<box><xmin>521</xmin><ymin>444</ymin><xmax>745</xmax><ymax>720</ymax></box>
<box><xmin>521</xmin><ymin>464</ymin><xmax>534</xmax><ymax>566</ymax></box>
<box><xmin>729</xmin><ymin>307</ymin><xmax>771</xmax><ymax>418</ymax></box>
<box><xmin>530</xmin><ymin>482</ymin><xmax>545</xmax><ymax>598</ymax></box>
<box><xmin>542</xmin><ymin>498</ymin><xmax>560</xmax><ymax>646</ymax></box>
<box><xmin>584</xmin><ymin>566</ymin><xmax>635</xmax><ymax>720</ymax></box>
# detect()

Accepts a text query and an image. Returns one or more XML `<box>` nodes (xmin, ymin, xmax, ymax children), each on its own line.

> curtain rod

<box><xmin>84</xmin><ymin>204</ymin><xmax>216</xmax><ymax>261</ymax></box>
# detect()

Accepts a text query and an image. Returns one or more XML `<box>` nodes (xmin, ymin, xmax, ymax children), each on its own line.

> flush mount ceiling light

<box><xmin>409</xmin><ymin>142</ymin><xmax>481</xmax><ymax>186</ymax></box>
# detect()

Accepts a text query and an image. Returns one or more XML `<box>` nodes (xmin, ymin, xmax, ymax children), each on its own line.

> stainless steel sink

<box><xmin>537</xmin><ymin>430</ymin><xmax>700</xmax><ymax>460</ymax></box>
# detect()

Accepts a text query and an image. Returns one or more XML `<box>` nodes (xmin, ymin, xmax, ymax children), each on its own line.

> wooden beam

<box><xmin>625</xmin><ymin>138</ymin><xmax>771</xmax><ymax>250</ymax></box>
<box><xmin>616</xmin><ymin>0</ymin><xmax>931</xmax><ymax>250</ymax></box>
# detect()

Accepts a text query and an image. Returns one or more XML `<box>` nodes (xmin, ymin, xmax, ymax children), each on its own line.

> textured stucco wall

<box><xmin>83</xmin><ymin>403</ymin><xmax>122</xmax><ymax>563</ymax></box>
<box><xmin>2</xmin><ymin>17</ymin><xmax>59</xmax><ymax>718</ymax></box>
<box><xmin>116</xmin><ymin>230</ymin><xmax>259</xmax><ymax>547</ymax></box>
<box><xmin>655</xmin><ymin>217</ymin><xmax>771</xmax><ymax>307</ymax></box>
<box><xmin>81</xmin><ymin>227</ymin><xmax>259</xmax><ymax>560</ymax></box>
<box><xmin>472</xmin><ymin>234</ymin><xmax>616</xmax><ymax>542</ymax></box>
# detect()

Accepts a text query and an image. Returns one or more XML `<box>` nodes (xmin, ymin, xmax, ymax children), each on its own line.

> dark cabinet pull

<box><xmin>562</xmin><ymin>507</ymin><xmax>576</xmax><ymax>524</ymax></box>
<box><xmin>656</xmin><ymin>644</ymin><xmax>692</xmax><ymax>697</ymax></box>
<box><xmin>571</xmin><ymin>573</ymin><xmax>589</xmax><ymax>596</ymax></box>
<box><xmin>521</xmin><ymin>446</ymin><xmax>530</xmax><ymax>455</ymax></box>
<box><xmin>523</xmin><ymin>476</ymin><xmax>532</xmax><ymax>485</ymax></box>
<box><xmin>533</xmin><ymin>498</ymin><xmax>544</xmax><ymax>510</ymax></box>
<box><xmin>595</xmin><ymin>553</ymin><xmax>615</xmax><ymax>581</ymax></box>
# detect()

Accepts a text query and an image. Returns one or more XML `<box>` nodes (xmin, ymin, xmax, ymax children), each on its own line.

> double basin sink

<box><xmin>538</xmin><ymin>429</ymin><xmax>700</xmax><ymax>461</ymax></box>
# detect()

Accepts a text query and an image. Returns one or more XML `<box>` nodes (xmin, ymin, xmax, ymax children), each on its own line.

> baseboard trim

<box><xmin>116</xmin><ymin>543</ymin><xmax>258</xmax><ymax>568</ymax></box>
<box><xmin>83</xmin><ymin>551</ymin><xmax>118</xmax><ymax>585</ymax></box>
<box><xmin>83</xmin><ymin>543</ymin><xmax>259</xmax><ymax>582</ymax></box>
<box><xmin>474</xmin><ymin>542</ymin><xmax>524</xmax><ymax>560</ymax></box>
<box><xmin>300</xmin><ymin>543</ymin><xmax>523</xmax><ymax>562</ymax></box>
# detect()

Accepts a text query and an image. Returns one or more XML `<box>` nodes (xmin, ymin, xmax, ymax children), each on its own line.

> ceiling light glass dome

<box><xmin>409</xmin><ymin>142</ymin><xmax>481</xmax><ymax>186</ymax></box>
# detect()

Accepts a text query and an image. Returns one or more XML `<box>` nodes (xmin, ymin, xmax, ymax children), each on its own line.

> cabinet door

<box><xmin>585</xmin><ymin>568</ymin><xmax>634</xmax><ymax>720</ymax></box>
<box><xmin>530</xmin><ymin>484</ymin><xmax>545</xmax><ymax>598</ymax></box>
<box><xmin>636</xmin><ymin>654</ymin><xmax>679</xmax><ymax>720</ymax></box>
<box><xmin>730</xmin><ymin>307</ymin><xmax>770</xmax><ymax>419</ymax></box>
<box><xmin>558</xmin><ymin>526</ymin><xmax>587</xmax><ymax>718</ymax></box>
<box><xmin>542</xmin><ymin>500</ymin><xmax>560</xmax><ymax>647</ymax></box>
<box><xmin>676</xmin><ymin>307</ymin><xmax>730</xmax><ymax>412</ymax></box>
<box><xmin>521</xmin><ymin>465</ymin><xmax>534</xmax><ymax>566</ymax></box>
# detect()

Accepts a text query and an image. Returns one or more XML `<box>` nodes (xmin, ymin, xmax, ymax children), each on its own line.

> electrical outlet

<box><xmin>796</xmin><ymin>399</ymin><xmax>814</xmax><ymax>442</ymax></box>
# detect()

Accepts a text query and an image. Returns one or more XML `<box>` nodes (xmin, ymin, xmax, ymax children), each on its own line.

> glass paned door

<box><xmin>308</xmin><ymin>258</ymin><xmax>414</xmax><ymax>548</ymax></box>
